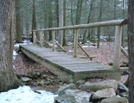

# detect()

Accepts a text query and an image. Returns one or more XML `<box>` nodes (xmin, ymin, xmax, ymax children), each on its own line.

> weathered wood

<box><xmin>73</xmin><ymin>29</ymin><xmax>78</xmax><ymax>57</ymax></box>
<box><xmin>113</xmin><ymin>26</ymin><xmax>122</xmax><ymax>69</ymax></box>
<box><xmin>52</xmin><ymin>30</ymin><xmax>56</xmax><ymax>51</ymax></box>
<box><xmin>42</xmin><ymin>39</ymin><xmax>51</xmax><ymax>48</ymax></box>
<box><xmin>33</xmin><ymin>19</ymin><xmax>127</xmax><ymax>32</ymax></box>
<box><xmin>20</xmin><ymin>44</ymin><xmax>121</xmax><ymax>82</ymax></box>
<box><xmin>77</xmin><ymin>42</ymin><xmax>95</xmax><ymax>60</ymax></box>
<box><xmin>55</xmin><ymin>40</ymin><xmax>66</xmax><ymax>52</ymax></box>
<box><xmin>121</xmin><ymin>46</ymin><xmax>128</xmax><ymax>58</ymax></box>
<box><xmin>39</xmin><ymin>31</ymin><xmax>43</xmax><ymax>47</ymax></box>
<box><xmin>33</xmin><ymin>31</ymin><xmax>36</xmax><ymax>44</ymax></box>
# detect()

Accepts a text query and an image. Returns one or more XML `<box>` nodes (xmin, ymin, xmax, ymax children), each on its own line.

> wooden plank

<box><xmin>20</xmin><ymin>44</ymin><xmax>121</xmax><ymax>82</ymax></box>
<box><xmin>113</xmin><ymin>26</ymin><xmax>122</xmax><ymax>69</ymax></box>
<box><xmin>33</xmin><ymin>19</ymin><xmax>127</xmax><ymax>31</ymax></box>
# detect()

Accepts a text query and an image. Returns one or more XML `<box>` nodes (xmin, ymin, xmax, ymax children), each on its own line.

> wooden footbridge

<box><xmin>20</xmin><ymin>19</ymin><xmax>128</xmax><ymax>82</ymax></box>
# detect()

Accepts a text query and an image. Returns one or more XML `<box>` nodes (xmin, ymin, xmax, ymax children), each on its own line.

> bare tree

<box><xmin>15</xmin><ymin>0</ymin><xmax>22</xmax><ymax>43</ymax></box>
<box><xmin>97</xmin><ymin>0</ymin><xmax>103</xmax><ymax>48</ymax></box>
<box><xmin>76</xmin><ymin>0</ymin><xmax>82</xmax><ymax>25</ymax></box>
<box><xmin>0</xmin><ymin>0</ymin><xmax>20</xmax><ymax>92</ymax></box>
<box><xmin>128</xmin><ymin>0</ymin><xmax>134</xmax><ymax>102</ymax></box>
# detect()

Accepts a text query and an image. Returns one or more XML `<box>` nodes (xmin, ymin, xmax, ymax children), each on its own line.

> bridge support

<box><xmin>39</xmin><ymin>31</ymin><xmax>43</xmax><ymax>47</ymax></box>
<box><xmin>33</xmin><ymin>31</ymin><xmax>36</xmax><ymax>44</ymax></box>
<box><xmin>52</xmin><ymin>30</ymin><xmax>56</xmax><ymax>51</ymax></box>
<box><xmin>113</xmin><ymin>26</ymin><xmax>122</xmax><ymax>69</ymax></box>
<box><xmin>73</xmin><ymin>29</ymin><xmax>78</xmax><ymax>58</ymax></box>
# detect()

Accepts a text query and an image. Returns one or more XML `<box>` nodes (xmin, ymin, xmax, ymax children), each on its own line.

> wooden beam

<box><xmin>33</xmin><ymin>31</ymin><xmax>36</xmax><ymax>44</ymax></box>
<box><xmin>77</xmin><ymin>43</ymin><xmax>95</xmax><ymax>60</ymax></box>
<box><xmin>113</xmin><ymin>26</ymin><xmax>122</xmax><ymax>69</ymax></box>
<box><xmin>52</xmin><ymin>31</ymin><xmax>56</xmax><ymax>51</ymax></box>
<box><xmin>39</xmin><ymin>31</ymin><xmax>43</xmax><ymax>47</ymax></box>
<box><xmin>42</xmin><ymin>39</ymin><xmax>51</xmax><ymax>48</ymax></box>
<box><xmin>55</xmin><ymin>41</ymin><xmax>66</xmax><ymax>52</ymax></box>
<box><xmin>121</xmin><ymin>46</ymin><xmax>128</xmax><ymax>58</ymax></box>
<box><xmin>73</xmin><ymin>29</ymin><xmax>78</xmax><ymax>58</ymax></box>
<box><xmin>33</xmin><ymin>19</ymin><xmax>127</xmax><ymax>32</ymax></box>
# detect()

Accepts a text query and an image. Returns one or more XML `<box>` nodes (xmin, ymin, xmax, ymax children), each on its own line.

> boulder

<box><xmin>80</xmin><ymin>79</ymin><xmax>118</xmax><ymax>91</ymax></box>
<box><xmin>90</xmin><ymin>88</ymin><xmax>116</xmax><ymax>102</ymax></box>
<box><xmin>65</xmin><ymin>89</ymin><xmax>91</xmax><ymax>103</ymax></box>
<box><xmin>101</xmin><ymin>96</ymin><xmax>128</xmax><ymax>103</ymax></box>
<box><xmin>21</xmin><ymin>77</ymin><xmax>31</xmax><ymax>82</ymax></box>
<box><xmin>55</xmin><ymin>83</ymin><xmax>76</xmax><ymax>95</ymax></box>
<box><xmin>118</xmin><ymin>82</ymin><xmax>128</xmax><ymax>92</ymax></box>
<box><xmin>54</xmin><ymin>94</ymin><xmax>78</xmax><ymax>103</ymax></box>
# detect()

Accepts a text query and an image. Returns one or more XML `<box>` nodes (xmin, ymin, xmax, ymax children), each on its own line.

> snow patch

<box><xmin>82</xmin><ymin>45</ymin><xmax>88</xmax><ymax>48</ymax></box>
<box><xmin>68</xmin><ymin>50</ymin><xmax>73</xmax><ymax>52</ymax></box>
<box><xmin>0</xmin><ymin>86</ymin><xmax>57</xmax><ymax>103</ymax></box>
<box><xmin>13</xmin><ymin>50</ymin><xmax>17</xmax><ymax>60</ymax></box>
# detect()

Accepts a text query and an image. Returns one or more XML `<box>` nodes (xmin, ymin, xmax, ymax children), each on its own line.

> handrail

<box><xmin>33</xmin><ymin>19</ymin><xmax>128</xmax><ymax>70</ymax></box>
<box><xmin>33</xmin><ymin>19</ymin><xmax>127</xmax><ymax>32</ymax></box>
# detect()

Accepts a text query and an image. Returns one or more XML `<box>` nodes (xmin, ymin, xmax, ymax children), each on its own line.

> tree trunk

<box><xmin>76</xmin><ymin>0</ymin><xmax>82</xmax><ymax>25</ymax></box>
<box><xmin>63</xmin><ymin>0</ymin><xmax>66</xmax><ymax>46</ymax></box>
<box><xmin>113</xmin><ymin>0</ymin><xmax>117</xmax><ymax>19</ymax></box>
<box><xmin>48</xmin><ymin>0</ymin><xmax>52</xmax><ymax>41</ymax></box>
<box><xmin>43</xmin><ymin>0</ymin><xmax>49</xmax><ymax>47</ymax></box>
<box><xmin>58</xmin><ymin>0</ymin><xmax>64</xmax><ymax>45</ymax></box>
<box><xmin>97</xmin><ymin>0</ymin><xmax>103</xmax><ymax>48</ymax></box>
<box><xmin>128</xmin><ymin>0</ymin><xmax>134</xmax><ymax>102</ymax></box>
<box><xmin>82</xmin><ymin>0</ymin><xmax>95</xmax><ymax>44</ymax></box>
<box><xmin>0</xmin><ymin>0</ymin><xmax>20</xmax><ymax>92</ymax></box>
<box><xmin>32</xmin><ymin>0</ymin><xmax>38</xmax><ymax>42</ymax></box>
<box><xmin>70</xmin><ymin>0</ymin><xmax>74</xmax><ymax>25</ymax></box>
<box><xmin>15</xmin><ymin>0</ymin><xmax>22</xmax><ymax>43</ymax></box>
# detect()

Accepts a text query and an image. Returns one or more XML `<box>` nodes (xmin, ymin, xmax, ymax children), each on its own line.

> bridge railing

<box><xmin>33</xmin><ymin>19</ymin><xmax>127</xmax><ymax>69</ymax></box>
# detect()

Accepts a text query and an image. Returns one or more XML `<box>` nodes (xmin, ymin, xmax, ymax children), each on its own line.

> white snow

<box><xmin>68</xmin><ymin>50</ymin><xmax>73</xmax><ymax>52</ymax></box>
<box><xmin>0</xmin><ymin>86</ymin><xmax>57</xmax><ymax>103</ymax></box>
<box><xmin>82</xmin><ymin>45</ymin><xmax>88</xmax><ymax>48</ymax></box>
<box><xmin>13</xmin><ymin>50</ymin><xmax>17</xmax><ymax>60</ymax></box>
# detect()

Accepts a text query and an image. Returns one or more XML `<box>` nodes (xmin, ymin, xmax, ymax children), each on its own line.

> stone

<box><xmin>90</xmin><ymin>88</ymin><xmax>116</xmax><ymax>102</ymax></box>
<box><xmin>65</xmin><ymin>89</ymin><xmax>91</xmax><ymax>103</ymax></box>
<box><xmin>54</xmin><ymin>94</ymin><xmax>78</xmax><ymax>103</ymax></box>
<box><xmin>101</xmin><ymin>96</ymin><xmax>128</xmax><ymax>103</ymax></box>
<box><xmin>80</xmin><ymin>79</ymin><xmax>118</xmax><ymax>91</ymax></box>
<box><xmin>118</xmin><ymin>82</ymin><xmax>128</xmax><ymax>92</ymax></box>
<box><xmin>55</xmin><ymin>83</ymin><xmax>76</xmax><ymax>95</ymax></box>
<box><xmin>21</xmin><ymin>77</ymin><xmax>32</xmax><ymax>82</ymax></box>
<box><xmin>75</xmin><ymin>80</ymin><xmax>85</xmax><ymax>86</ymax></box>
<box><xmin>39</xmin><ymin>80</ymin><xmax>45</xmax><ymax>86</ymax></box>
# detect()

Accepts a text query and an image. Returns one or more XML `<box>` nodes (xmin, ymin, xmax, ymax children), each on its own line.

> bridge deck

<box><xmin>20</xmin><ymin>44</ymin><xmax>120</xmax><ymax>82</ymax></box>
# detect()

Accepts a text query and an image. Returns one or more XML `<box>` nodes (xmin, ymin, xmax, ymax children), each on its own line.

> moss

<box><xmin>109</xmin><ymin>62</ymin><xmax>113</xmax><ymax>66</ymax></box>
<box><xmin>11</xmin><ymin>80</ymin><xmax>22</xmax><ymax>89</ymax></box>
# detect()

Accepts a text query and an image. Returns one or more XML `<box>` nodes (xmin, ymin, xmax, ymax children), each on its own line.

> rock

<box><xmin>65</xmin><ymin>89</ymin><xmax>91</xmax><ymax>103</ymax></box>
<box><xmin>80</xmin><ymin>79</ymin><xmax>118</xmax><ymax>91</ymax></box>
<box><xmin>75</xmin><ymin>80</ymin><xmax>85</xmax><ymax>86</ymax></box>
<box><xmin>118</xmin><ymin>82</ymin><xmax>128</xmax><ymax>92</ymax></box>
<box><xmin>101</xmin><ymin>96</ymin><xmax>128</xmax><ymax>103</ymax></box>
<box><xmin>28</xmin><ymin>71</ymin><xmax>41</xmax><ymax>79</ymax></box>
<box><xmin>21</xmin><ymin>77</ymin><xmax>32</xmax><ymax>82</ymax></box>
<box><xmin>39</xmin><ymin>80</ymin><xmax>45</xmax><ymax>86</ymax></box>
<box><xmin>90</xmin><ymin>88</ymin><xmax>116</xmax><ymax>102</ymax></box>
<box><xmin>55</xmin><ymin>83</ymin><xmax>76</xmax><ymax>95</ymax></box>
<box><xmin>54</xmin><ymin>94</ymin><xmax>78</xmax><ymax>103</ymax></box>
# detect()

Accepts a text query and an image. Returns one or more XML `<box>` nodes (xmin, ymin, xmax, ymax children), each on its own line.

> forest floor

<box><xmin>13</xmin><ymin>42</ymin><xmax>128</xmax><ymax>92</ymax></box>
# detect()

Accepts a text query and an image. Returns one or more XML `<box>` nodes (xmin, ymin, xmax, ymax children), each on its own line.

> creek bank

<box><xmin>54</xmin><ymin>79</ymin><xmax>128</xmax><ymax>103</ymax></box>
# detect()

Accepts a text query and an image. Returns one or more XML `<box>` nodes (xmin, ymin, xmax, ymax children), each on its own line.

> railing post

<box><xmin>52</xmin><ymin>30</ymin><xmax>56</xmax><ymax>51</ymax></box>
<box><xmin>73</xmin><ymin>29</ymin><xmax>78</xmax><ymax>58</ymax></box>
<box><xmin>33</xmin><ymin>31</ymin><xmax>36</xmax><ymax>44</ymax></box>
<box><xmin>39</xmin><ymin>31</ymin><xmax>43</xmax><ymax>47</ymax></box>
<box><xmin>113</xmin><ymin>26</ymin><xmax>122</xmax><ymax>69</ymax></box>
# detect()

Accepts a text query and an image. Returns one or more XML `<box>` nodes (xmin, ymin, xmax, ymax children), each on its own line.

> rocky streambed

<box><xmin>19</xmin><ymin>71</ymin><xmax>128</xmax><ymax>103</ymax></box>
<box><xmin>54</xmin><ymin>79</ymin><xmax>128</xmax><ymax>103</ymax></box>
